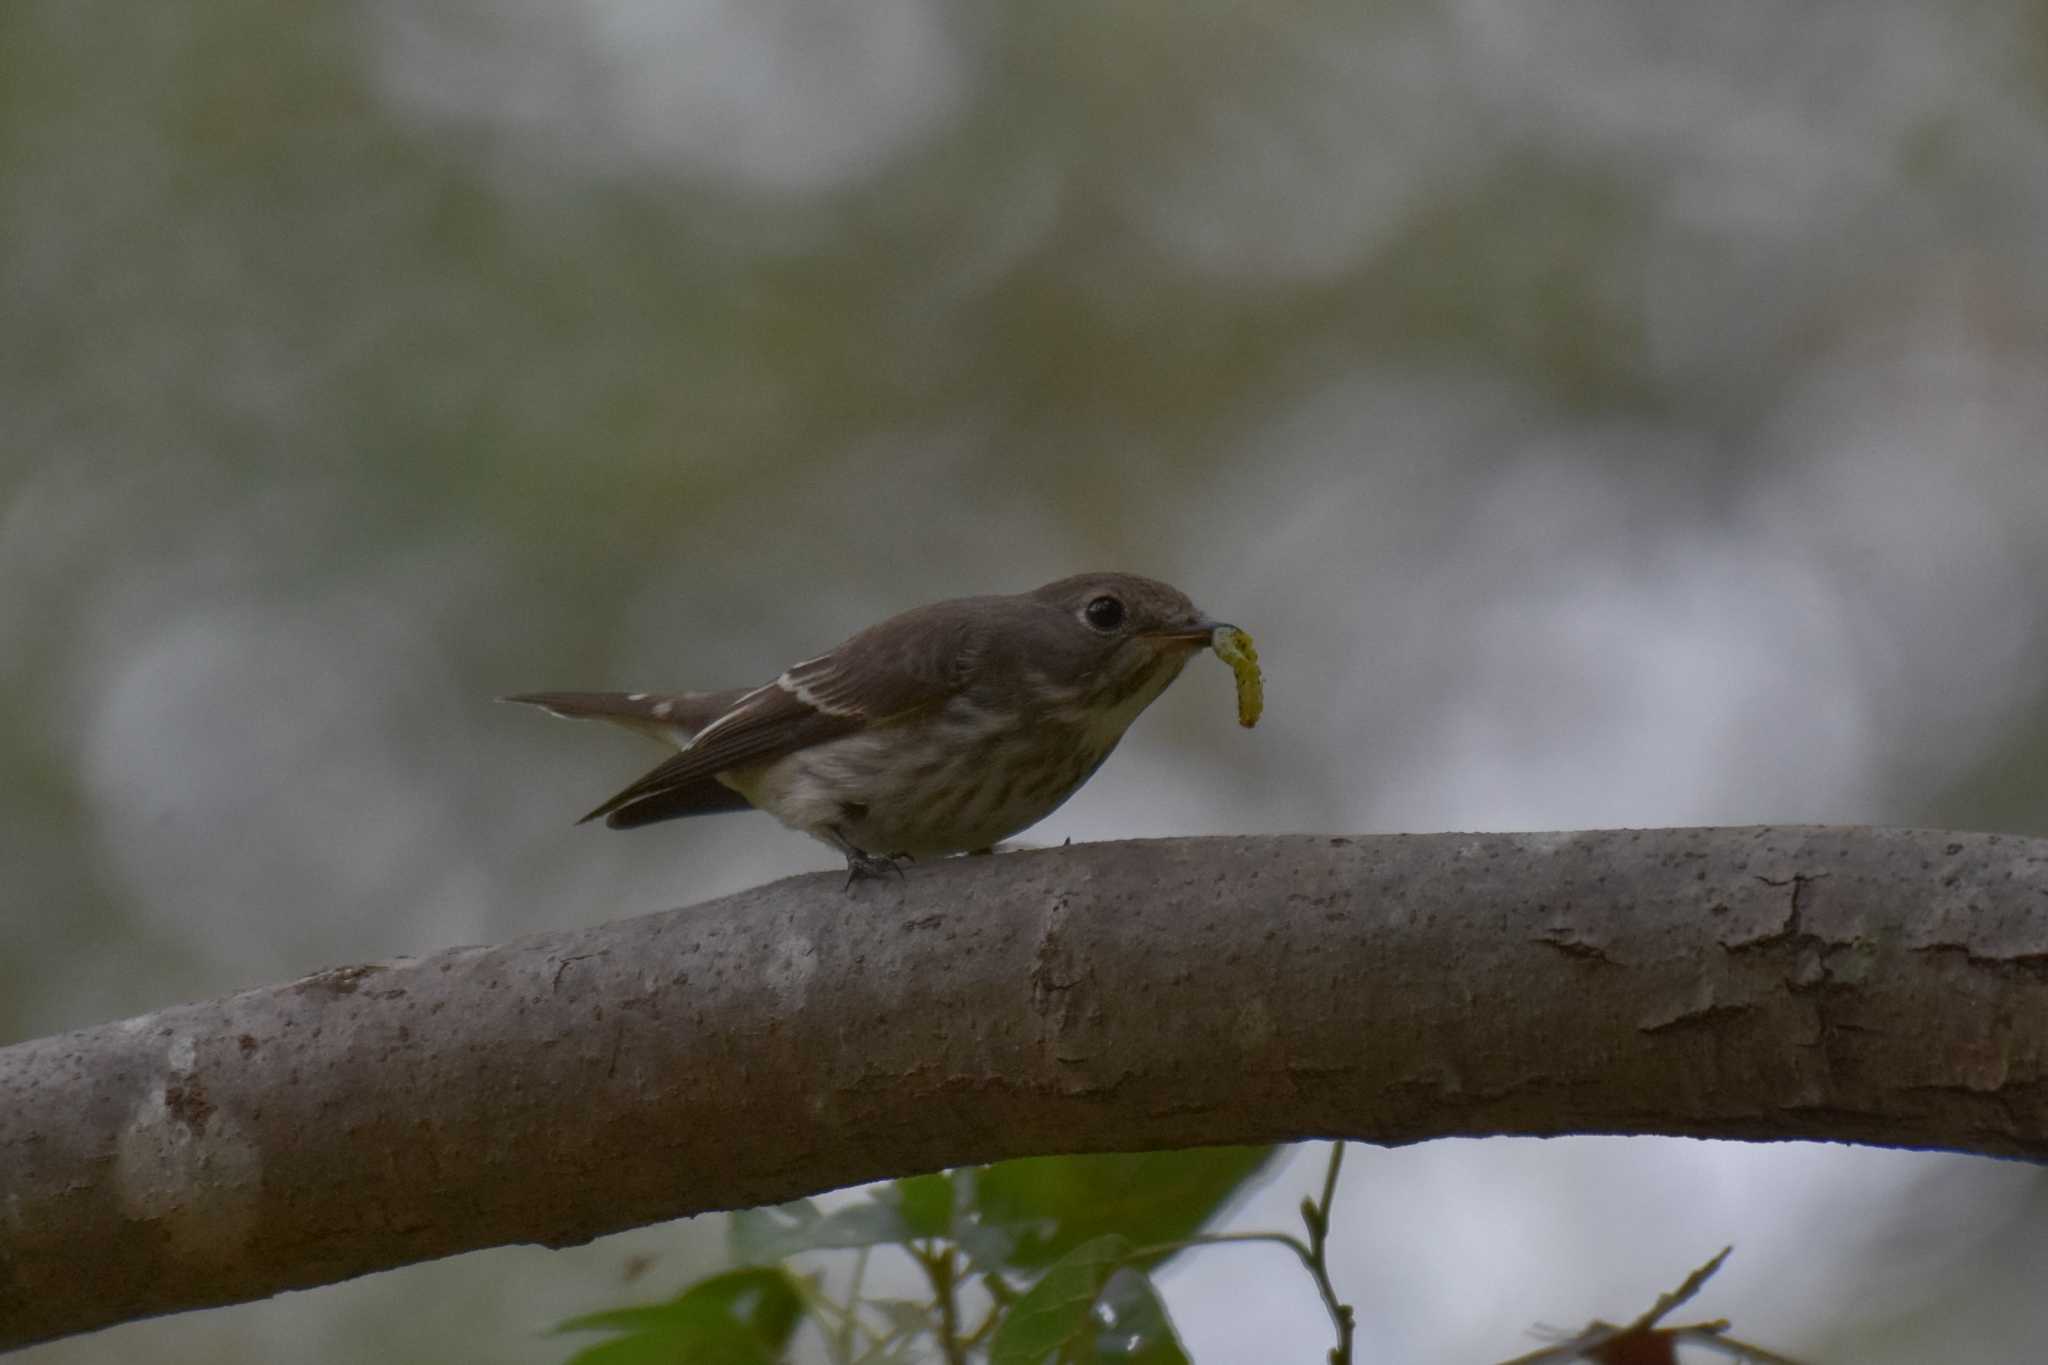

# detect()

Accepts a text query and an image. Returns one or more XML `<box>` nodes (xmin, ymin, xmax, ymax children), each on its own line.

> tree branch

<box><xmin>5</xmin><ymin>826</ymin><xmax>2048</xmax><ymax>1349</ymax></box>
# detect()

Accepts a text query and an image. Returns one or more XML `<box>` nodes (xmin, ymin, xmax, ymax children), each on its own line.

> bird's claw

<box><xmin>843</xmin><ymin>848</ymin><xmax>907</xmax><ymax>889</ymax></box>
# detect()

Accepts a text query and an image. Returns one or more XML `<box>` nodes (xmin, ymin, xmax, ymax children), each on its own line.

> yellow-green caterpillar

<box><xmin>1210</xmin><ymin>626</ymin><xmax>1263</xmax><ymax>728</ymax></box>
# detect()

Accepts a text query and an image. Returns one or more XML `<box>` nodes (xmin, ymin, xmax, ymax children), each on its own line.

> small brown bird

<box><xmin>508</xmin><ymin>572</ymin><xmax>1233</xmax><ymax>882</ymax></box>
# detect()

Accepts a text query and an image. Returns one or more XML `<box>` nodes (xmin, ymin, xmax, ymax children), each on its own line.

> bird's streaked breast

<box><xmin>726</xmin><ymin>653</ymin><xmax>1190</xmax><ymax>859</ymax></box>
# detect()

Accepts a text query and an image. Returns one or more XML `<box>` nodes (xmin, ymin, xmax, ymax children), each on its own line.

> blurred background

<box><xmin>6</xmin><ymin>0</ymin><xmax>2048</xmax><ymax>1359</ymax></box>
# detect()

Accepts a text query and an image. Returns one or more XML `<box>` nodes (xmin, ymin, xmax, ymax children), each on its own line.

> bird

<box><xmin>506</xmin><ymin>572</ymin><xmax>1234</xmax><ymax>883</ymax></box>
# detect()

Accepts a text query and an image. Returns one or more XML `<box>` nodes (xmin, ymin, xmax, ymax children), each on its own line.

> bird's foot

<box><xmin>842</xmin><ymin>847</ymin><xmax>908</xmax><ymax>889</ymax></box>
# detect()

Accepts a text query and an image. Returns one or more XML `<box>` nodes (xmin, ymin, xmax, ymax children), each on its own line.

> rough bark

<box><xmin>5</xmin><ymin>826</ymin><xmax>2048</xmax><ymax>1350</ymax></box>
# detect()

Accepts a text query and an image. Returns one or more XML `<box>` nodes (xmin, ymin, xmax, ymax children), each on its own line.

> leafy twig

<box><xmin>912</xmin><ymin>1244</ymin><xmax>969</xmax><ymax>1365</ymax></box>
<box><xmin>1126</xmin><ymin>1145</ymin><xmax>1361</xmax><ymax>1363</ymax></box>
<box><xmin>1299</xmin><ymin>1142</ymin><xmax>1357</xmax><ymax>1365</ymax></box>
<box><xmin>837</xmin><ymin>1247</ymin><xmax>871</xmax><ymax>1363</ymax></box>
<box><xmin>961</xmin><ymin>1273</ymin><xmax>1017</xmax><ymax>1349</ymax></box>
<box><xmin>787</xmin><ymin>1263</ymin><xmax>888</xmax><ymax>1364</ymax></box>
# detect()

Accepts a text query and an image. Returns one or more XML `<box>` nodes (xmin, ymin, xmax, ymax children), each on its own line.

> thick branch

<box><xmin>5</xmin><ymin>826</ymin><xmax>2048</xmax><ymax>1349</ymax></box>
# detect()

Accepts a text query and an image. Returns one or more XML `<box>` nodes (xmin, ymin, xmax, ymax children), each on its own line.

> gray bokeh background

<box><xmin>7</xmin><ymin>0</ymin><xmax>2048</xmax><ymax>1360</ymax></box>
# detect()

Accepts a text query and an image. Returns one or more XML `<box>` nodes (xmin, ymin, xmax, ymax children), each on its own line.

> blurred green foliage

<box><xmin>555</xmin><ymin>1266</ymin><xmax>806</xmax><ymax>1365</ymax></box>
<box><xmin>635</xmin><ymin>1148</ymin><xmax>1276</xmax><ymax>1364</ymax></box>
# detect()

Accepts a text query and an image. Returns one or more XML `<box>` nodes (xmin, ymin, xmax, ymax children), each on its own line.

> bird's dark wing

<box><xmin>598</xmin><ymin>776</ymin><xmax>754</xmax><ymax>826</ymax></box>
<box><xmin>565</xmin><ymin>600</ymin><xmax>987</xmax><ymax>829</ymax></box>
<box><xmin>573</xmin><ymin>690</ymin><xmax>856</xmax><ymax>826</ymax></box>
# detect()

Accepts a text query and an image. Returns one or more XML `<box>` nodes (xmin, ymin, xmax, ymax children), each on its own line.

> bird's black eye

<box><xmin>1083</xmin><ymin>595</ymin><xmax>1125</xmax><ymax>631</ymax></box>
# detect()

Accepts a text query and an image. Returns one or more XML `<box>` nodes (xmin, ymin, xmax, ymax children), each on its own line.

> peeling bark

<box><xmin>4</xmin><ymin>826</ymin><xmax>2048</xmax><ymax>1349</ymax></box>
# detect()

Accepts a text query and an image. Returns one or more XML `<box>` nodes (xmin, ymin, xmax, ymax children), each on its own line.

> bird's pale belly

<box><xmin>724</xmin><ymin>705</ymin><xmax>1117</xmax><ymax>859</ymax></box>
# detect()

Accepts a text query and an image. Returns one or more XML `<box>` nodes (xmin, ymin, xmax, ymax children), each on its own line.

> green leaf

<box><xmin>990</xmin><ymin>1235</ymin><xmax>1132</xmax><ymax>1365</ymax></box>
<box><xmin>887</xmin><ymin>1171</ymin><xmax>956</xmax><ymax>1239</ymax></box>
<box><xmin>1082</xmin><ymin>1268</ymin><xmax>1190</xmax><ymax>1364</ymax></box>
<box><xmin>554</xmin><ymin>1266</ymin><xmax>805</xmax><ymax>1365</ymax></box>
<box><xmin>973</xmin><ymin>1147</ymin><xmax>1280</xmax><ymax>1271</ymax></box>
<box><xmin>729</xmin><ymin>1197</ymin><xmax>914</xmax><ymax>1263</ymax></box>
<box><xmin>731</xmin><ymin>1171</ymin><xmax>990</xmax><ymax>1269</ymax></box>
<box><xmin>947</xmin><ymin>1168</ymin><xmax>1023</xmax><ymax>1271</ymax></box>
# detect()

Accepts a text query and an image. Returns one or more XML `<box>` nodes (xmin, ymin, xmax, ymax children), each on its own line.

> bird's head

<box><xmin>1026</xmin><ymin>572</ymin><xmax>1229</xmax><ymax>706</ymax></box>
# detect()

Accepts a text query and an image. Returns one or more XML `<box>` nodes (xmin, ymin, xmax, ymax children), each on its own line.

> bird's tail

<box><xmin>500</xmin><ymin>689</ymin><xmax>746</xmax><ymax>745</ymax></box>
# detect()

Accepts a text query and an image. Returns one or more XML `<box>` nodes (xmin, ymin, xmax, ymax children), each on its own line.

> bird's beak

<box><xmin>1141</xmin><ymin>617</ymin><xmax>1229</xmax><ymax>647</ymax></box>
